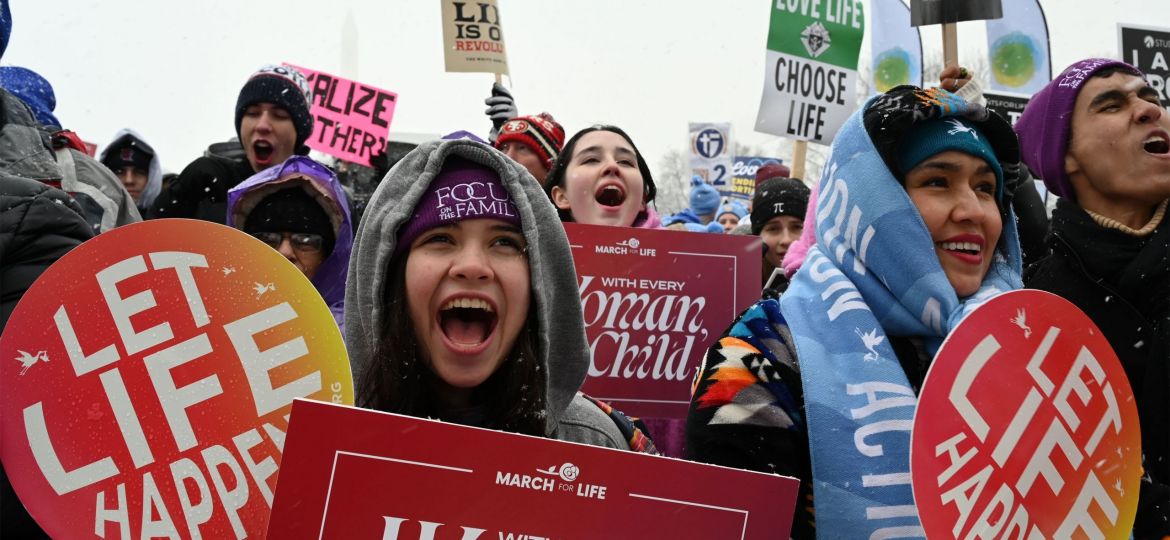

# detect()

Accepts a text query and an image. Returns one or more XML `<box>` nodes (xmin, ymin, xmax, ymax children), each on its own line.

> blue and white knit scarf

<box><xmin>779</xmin><ymin>94</ymin><xmax>1023</xmax><ymax>538</ymax></box>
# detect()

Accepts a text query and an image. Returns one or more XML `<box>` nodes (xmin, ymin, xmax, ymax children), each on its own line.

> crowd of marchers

<box><xmin>1</xmin><ymin>13</ymin><xmax>1166</xmax><ymax>537</ymax></box>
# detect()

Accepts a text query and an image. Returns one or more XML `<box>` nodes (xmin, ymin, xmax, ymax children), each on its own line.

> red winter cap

<box><xmin>493</xmin><ymin>113</ymin><xmax>566</xmax><ymax>170</ymax></box>
<box><xmin>754</xmin><ymin>162</ymin><xmax>790</xmax><ymax>187</ymax></box>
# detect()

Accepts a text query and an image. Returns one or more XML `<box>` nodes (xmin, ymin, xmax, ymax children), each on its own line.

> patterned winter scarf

<box><xmin>779</xmin><ymin>89</ymin><xmax>1023</xmax><ymax>537</ymax></box>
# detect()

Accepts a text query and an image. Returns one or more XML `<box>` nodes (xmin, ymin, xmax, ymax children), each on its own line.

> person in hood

<box><xmin>149</xmin><ymin>64</ymin><xmax>313</xmax><ymax>223</ymax></box>
<box><xmin>99</xmin><ymin>129</ymin><xmax>163</xmax><ymax>213</ymax></box>
<box><xmin>688</xmin><ymin>86</ymin><xmax>1023</xmax><ymax>538</ymax></box>
<box><xmin>227</xmin><ymin>156</ymin><xmax>351</xmax><ymax>331</ymax></box>
<box><xmin>345</xmin><ymin>137</ymin><xmax>638</xmax><ymax>447</ymax></box>
<box><xmin>544</xmin><ymin>125</ymin><xmax>660</xmax><ymax>229</ymax></box>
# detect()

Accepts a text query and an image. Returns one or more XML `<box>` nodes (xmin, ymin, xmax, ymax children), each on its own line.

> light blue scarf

<box><xmin>779</xmin><ymin>95</ymin><xmax>1023</xmax><ymax>538</ymax></box>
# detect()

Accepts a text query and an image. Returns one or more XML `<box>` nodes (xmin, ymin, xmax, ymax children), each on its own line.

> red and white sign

<box><xmin>565</xmin><ymin>224</ymin><xmax>759</xmax><ymax>419</ymax></box>
<box><xmin>286</xmin><ymin>63</ymin><xmax>398</xmax><ymax>167</ymax></box>
<box><xmin>0</xmin><ymin>219</ymin><xmax>354</xmax><ymax>539</ymax></box>
<box><xmin>268</xmin><ymin>399</ymin><xmax>799</xmax><ymax>539</ymax></box>
<box><xmin>911</xmin><ymin>290</ymin><xmax>1141</xmax><ymax>539</ymax></box>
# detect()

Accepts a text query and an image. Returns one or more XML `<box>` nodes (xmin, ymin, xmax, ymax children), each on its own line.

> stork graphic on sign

<box><xmin>15</xmin><ymin>350</ymin><xmax>49</xmax><ymax>376</ymax></box>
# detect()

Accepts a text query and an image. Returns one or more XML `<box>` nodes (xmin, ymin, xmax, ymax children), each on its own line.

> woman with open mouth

<box><xmin>545</xmin><ymin>125</ymin><xmax>660</xmax><ymax>229</ymax></box>
<box><xmin>687</xmin><ymin>85</ymin><xmax>1024</xmax><ymax>538</ymax></box>
<box><xmin>344</xmin><ymin>135</ymin><xmax>650</xmax><ymax>448</ymax></box>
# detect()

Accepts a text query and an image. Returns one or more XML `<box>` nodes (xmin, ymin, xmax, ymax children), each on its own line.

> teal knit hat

<box><xmin>896</xmin><ymin>117</ymin><xmax>1005</xmax><ymax>201</ymax></box>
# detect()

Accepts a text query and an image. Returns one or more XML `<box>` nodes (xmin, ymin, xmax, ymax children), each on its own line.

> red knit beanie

<box><xmin>754</xmin><ymin>162</ymin><xmax>790</xmax><ymax>187</ymax></box>
<box><xmin>493</xmin><ymin>113</ymin><xmax>566</xmax><ymax>170</ymax></box>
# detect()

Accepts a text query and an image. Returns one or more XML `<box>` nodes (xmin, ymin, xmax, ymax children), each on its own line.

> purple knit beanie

<box><xmin>1015</xmin><ymin>58</ymin><xmax>1143</xmax><ymax>200</ymax></box>
<box><xmin>396</xmin><ymin>156</ymin><xmax>521</xmax><ymax>253</ymax></box>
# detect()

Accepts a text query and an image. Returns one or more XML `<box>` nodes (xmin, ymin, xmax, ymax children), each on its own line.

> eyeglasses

<box><xmin>250</xmin><ymin>232</ymin><xmax>325</xmax><ymax>253</ymax></box>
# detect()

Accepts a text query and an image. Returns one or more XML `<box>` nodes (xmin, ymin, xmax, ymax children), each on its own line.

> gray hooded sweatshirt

<box><xmin>99</xmin><ymin>128</ymin><xmax>163</xmax><ymax>212</ymax></box>
<box><xmin>344</xmin><ymin>138</ymin><xmax>627</xmax><ymax>449</ymax></box>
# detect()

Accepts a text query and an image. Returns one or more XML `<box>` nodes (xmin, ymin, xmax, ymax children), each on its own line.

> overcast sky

<box><xmin>4</xmin><ymin>0</ymin><xmax>1166</xmax><ymax>210</ymax></box>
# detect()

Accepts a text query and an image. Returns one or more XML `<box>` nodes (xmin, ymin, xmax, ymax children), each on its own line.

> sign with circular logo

<box><xmin>0</xmin><ymin>219</ymin><xmax>353</xmax><ymax>538</ymax></box>
<box><xmin>911</xmin><ymin>290</ymin><xmax>1140</xmax><ymax>539</ymax></box>
<box><xmin>691</xmin><ymin>127</ymin><xmax>727</xmax><ymax>159</ymax></box>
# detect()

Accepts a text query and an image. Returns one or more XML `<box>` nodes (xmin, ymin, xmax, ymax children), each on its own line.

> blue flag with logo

<box><xmin>869</xmin><ymin>0</ymin><xmax>922</xmax><ymax>95</ymax></box>
<box><xmin>985</xmin><ymin>0</ymin><xmax>1052</xmax><ymax>96</ymax></box>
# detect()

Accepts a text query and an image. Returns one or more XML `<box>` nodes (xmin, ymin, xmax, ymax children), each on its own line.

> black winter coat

<box><xmin>1025</xmin><ymin>198</ymin><xmax>1170</xmax><ymax>538</ymax></box>
<box><xmin>1</xmin><ymin>173</ymin><xmax>93</xmax><ymax>538</ymax></box>
<box><xmin>146</xmin><ymin>153</ymin><xmax>255</xmax><ymax>223</ymax></box>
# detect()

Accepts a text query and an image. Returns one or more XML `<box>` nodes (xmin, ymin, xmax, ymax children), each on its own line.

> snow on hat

<box><xmin>689</xmin><ymin>176</ymin><xmax>721</xmax><ymax>216</ymax></box>
<box><xmin>1015</xmin><ymin>58</ymin><xmax>1143</xmax><ymax>200</ymax></box>
<box><xmin>235</xmin><ymin>64</ymin><xmax>315</xmax><ymax>155</ymax></box>
<box><xmin>494</xmin><ymin>113</ymin><xmax>565</xmax><ymax>170</ymax></box>
<box><xmin>754</xmin><ymin>161</ymin><xmax>790</xmax><ymax>187</ymax></box>
<box><xmin>0</xmin><ymin>66</ymin><xmax>59</xmax><ymax>128</ymax></box>
<box><xmin>396</xmin><ymin>156</ymin><xmax>521</xmax><ymax>255</ymax></box>
<box><xmin>751</xmin><ymin>177</ymin><xmax>810</xmax><ymax>236</ymax></box>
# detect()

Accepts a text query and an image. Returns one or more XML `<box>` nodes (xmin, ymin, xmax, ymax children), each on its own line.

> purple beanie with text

<box><xmin>1014</xmin><ymin>58</ymin><xmax>1143</xmax><ymax>200</ymax></box>
<box><xmin>396</xmin><ymin>156</ymin><xmax>521</xmax><ymax>254</ymax></box>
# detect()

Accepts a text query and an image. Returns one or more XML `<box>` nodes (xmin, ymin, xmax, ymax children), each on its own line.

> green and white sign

<box><xmin>754</xmin><ymin>0</ymin><xmax>865</xmax><ymax>145</ymax></box>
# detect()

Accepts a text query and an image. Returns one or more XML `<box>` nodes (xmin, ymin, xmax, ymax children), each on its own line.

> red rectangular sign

<box><xmin>565</xmin><ymin>223</ymin><xmax>760</xmax><ymax>418</ymax></box>
<box><xmin>267</xmin><ymin>399</ymin><xmax>798</xmax><ymax>539</ymax></box>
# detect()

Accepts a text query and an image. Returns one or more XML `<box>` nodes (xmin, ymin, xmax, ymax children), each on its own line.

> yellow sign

<box><xmin>440</xmin><ymin>0</ymin><xmax>509</xmax><ymax>75</ymax></box>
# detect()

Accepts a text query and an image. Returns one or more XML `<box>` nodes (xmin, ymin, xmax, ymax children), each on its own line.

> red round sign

<box><xmin>911</xmin><ymin>290</ymin><xmax>1141</xmax><ymax>538</ymax></box>
<box><xmin>0</xmin><ymin>219</ymin><xmax>353</xmax><ymax>538</ymax></box>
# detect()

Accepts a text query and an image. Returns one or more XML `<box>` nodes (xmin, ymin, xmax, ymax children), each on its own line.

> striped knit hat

<box><xmin>494</xmin><ymin>113</ymin><xmax>565</xmax><ymax>170</ymax></box>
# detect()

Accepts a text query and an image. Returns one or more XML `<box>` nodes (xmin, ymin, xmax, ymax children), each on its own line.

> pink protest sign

<box><xmin>286</xmin><ymin>64</ymin><xmax>398</xmax><ymax>167</ymax></box>
<box><xmin>0</xmin><ymin>219</ymin><xmax>353</xmax><ymax>538</ymax></box>
<box><xmin>565</xmin><ymin>223</ymin><xmax>759</xmax><ymax>419</ymax></box>
<box><xmin>268</xmin><ymin>399</ymin><xmax>799</xmax><ymax>539</ymax></box>
<box><xmin>911</xmin><ymin>290</ymin><xmax>1141</xmax><ymax>538</ymax></box>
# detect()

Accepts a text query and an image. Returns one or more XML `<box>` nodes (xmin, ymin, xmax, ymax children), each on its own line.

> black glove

<box><xmin>863</xmin><ymin>85</ymin><xmax>1019</xmax><ymax>181</ymax></box>
<box><xmin>484</xmin><ymin>82</ymin><xmax>518</xmax><ymax>143</ymax></box>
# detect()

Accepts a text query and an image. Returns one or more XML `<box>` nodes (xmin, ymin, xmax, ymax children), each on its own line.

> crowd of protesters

<box><xmin>1</xmin><ymin>1</ymin><xmax>1167</xmax><ymax>534</ymax></box>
